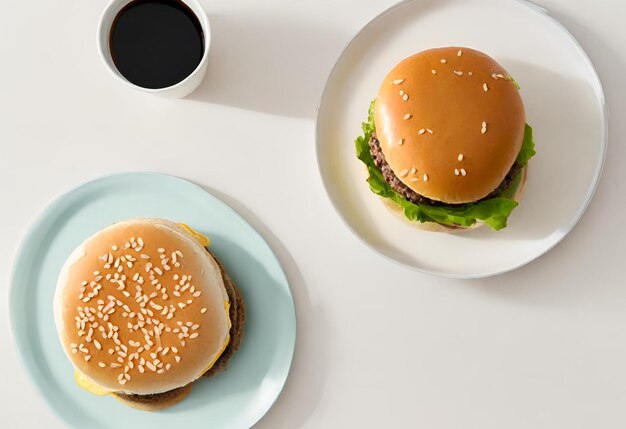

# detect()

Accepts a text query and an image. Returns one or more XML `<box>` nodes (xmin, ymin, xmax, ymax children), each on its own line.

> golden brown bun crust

<box><xmin>113</xmin><ymin>383</ymin><xmax>193</xmax><ymax>411</ymax></box>
<box><xmin>54</xmin><ymin>219</ymin><xmax>231</xmax><ymax>395</ymax></box>
<box><xmin>375</xmin><ymin>47</ymin><xmax>525</xmax><ymax>203</ymax></box>
<box><xmin>382</xmin><ymin>165</ymin><xmax>527</xmax><ymax>232</ymax></box>
<box><xmin>111</xmin><ymin>253</ymin><xmax>245</xmax><ymax>410</ymax></box>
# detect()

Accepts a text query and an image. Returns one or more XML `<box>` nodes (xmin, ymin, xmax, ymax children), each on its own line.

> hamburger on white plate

<box><xmin>356</xmin><ymin>47</ymin><xmax>536</xmax><ymax>231</ymax></box>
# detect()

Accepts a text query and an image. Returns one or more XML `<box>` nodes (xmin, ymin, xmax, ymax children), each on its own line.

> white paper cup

<box><xmin>97</xmin><ymin>0</ymin><xmax>211</xmax><ymax>98</ymax></box>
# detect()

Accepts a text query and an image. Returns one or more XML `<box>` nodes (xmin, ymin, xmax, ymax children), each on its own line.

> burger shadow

<box><xmin>162</xmin><ymin>185</ymin><xmax>328</xmax><ymax>428</ymax></box>
<box><xmin>185</xmin><ymin>13</ymin><xmax>343</xmax><ymax>119</ymax></box>
<box><xmin>465</xmin><ymin>60</ymin><xmax>604</xmax><ymax>242</ymax></box>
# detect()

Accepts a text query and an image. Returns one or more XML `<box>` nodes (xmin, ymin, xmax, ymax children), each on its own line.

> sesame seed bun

<box><xmin>381</xmin><ymin>165</ymin><xmax>528</xmax><ymax>232</ymax></box>
<box><xmin>109</xmin><ymin>253</ymin><xmax>245</xmax><ymax>410</ymax></box>
<box><xmin>375</xmin><ymin>47</ymin><xmax>526</xmax><ymax>204</ymax></box>
<box><xmin>54</xmin><ymin>218</ymin><xmax>232</xmax><ymax>396</ymax></box>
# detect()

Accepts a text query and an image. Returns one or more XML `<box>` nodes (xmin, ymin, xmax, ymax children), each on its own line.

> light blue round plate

<box><xmin>9</xmin><ymin>172</ymin><xmax>296</xmax><ymax>429</ymax></box>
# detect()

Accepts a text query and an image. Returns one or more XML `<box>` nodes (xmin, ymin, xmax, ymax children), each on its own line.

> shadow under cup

<box><xmin>97</xmin><ymin>0</ymin><xmax>211</xmax><ymax>98</ymax></box>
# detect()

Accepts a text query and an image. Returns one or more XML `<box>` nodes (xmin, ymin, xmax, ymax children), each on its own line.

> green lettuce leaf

<box><xmin>355</xmin><ymin>101</ymin><xmax>535</xmax><ymax>231</ymax></box>
<box><xmin>516</xmin><ymin>123</ymin><xmax>536</xmax><ymax>165</ymax></box>
<box><xmin>509</xmin><ymin>76</ymin><xmax>521</xmax><ymax>90</ymax></box>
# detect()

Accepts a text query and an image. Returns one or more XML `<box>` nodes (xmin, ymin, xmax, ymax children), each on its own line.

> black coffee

<box><xmin>109</xmin><ymin>0</ymin><xmax>204</xmax><ymax>89</ymax></box>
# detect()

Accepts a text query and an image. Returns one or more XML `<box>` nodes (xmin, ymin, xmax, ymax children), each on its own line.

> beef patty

<box><xmin>368</xmin><ymin>133</ymin><xmax>522</xmax><ymax>206</ymax></box>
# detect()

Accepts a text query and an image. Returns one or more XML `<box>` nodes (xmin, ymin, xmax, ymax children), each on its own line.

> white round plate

<box><xmin>316</xmin><ymin>0</ymin><xmax>607</xmax><ymax>278</ymax></box>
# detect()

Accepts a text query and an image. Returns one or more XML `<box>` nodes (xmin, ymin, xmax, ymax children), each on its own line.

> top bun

<box><xmin>54</xmin><ymin>218</ymin><xmax>231</xmax><ymax>395</ymax></box>
<box><xmin>374</xmin><ymin>47</ymin><xmax>525</xmax><ymax>204</ymax></box>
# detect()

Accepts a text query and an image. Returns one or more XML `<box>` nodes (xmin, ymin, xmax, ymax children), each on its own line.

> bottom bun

<box><xmin>382</xmin><ymin>166</ymin><xmax>528</xmax><ymax>233</ymax></box>
<box><xmin>113</xmin><ymin>383</ymin><xmax>193</xmax><ymax>411</ymax></box>
<box><xmin>112</xmin><ymin>250</ymin><xmax>245</xmax><ymax>410</ymax></box>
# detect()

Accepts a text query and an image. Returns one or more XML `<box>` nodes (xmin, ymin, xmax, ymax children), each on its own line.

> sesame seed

<box><xmin>402</xmin><ymin>93</ymin><xmax>409</xmax><ymax>101</ymax></box>
<box><xmin>146</xmin><ymin>362</ymin><xmax>156</xmax><ymax>371</ymax></box>
<box><xmin>431</xmin><ymin>69</ymin><xmax>437</xmax><ymax>75</ymax></box>
<box><xmin>468</xmin><ymin>72</ymin><xmax>473</xmax><ymax>76</ymax></box>
<box><xmin>84</xmin><ymin>355</ymin><xmax>91</xmax><ymax>362</ymax></box>
<box><xmin>399</xmin><ymin>90</ymin><xmax>404</xmax><ymax>96</ymax></box>
<box><xmin>403</xmin><ymin>114</ymin><xmax>412</xmax><ymax>120</ymax></box>
<box><xmin>189</xmin><ymin>333</ymin><xmax>199</xmax><ymax>339</ymax></box>
<box><xmin>175</xmin><ymin>356</ymin><xmax>181</xmax><ymax>363</ymax></box>
<box><xmin>409</xmin><ymin>178</ymin><xmax>419</xmax><ymax>182</ymax></box>
<box><xmin>481</xmin><ymin>121</ymin><xmax>488</xmax><ymax>134</ymax></box>
<box><xmin>138</xmin><ymin>365</ymin><xmax>145</xmax><ymax>373</ymax></box>
<box><xmin>426</xmin><ymin>129</ymin><xmax>433</xmax><ymax>134</ymax></box>
<box><xmin>454</xmin><ymin>169</ymin><xmax>460</xmax><ymax>176</ymax></box>
<box><xmin>460</xmin><ymin>168</ymin><xmax>467</xmax><ymax>176</ymax></box>
<box><xmin>457</xmin><ymin>49</ymin><xmax>462</xmax><ymax>56</ymax></box>
<box><xmin>410</xmin><ymin>167</ymin><xmax>417</xmax><ymax>174</ymax></box>
<box><xmin>157</xmin><ymin>248</ymin><xmax>165</xmax><ymax>253</ymax></box>
<box><xmin>200</xmin><ymin>308</ymin><xmax>207</xmax><ymax>314</ymax></box>
<box><xmin>397</xmin><ymin>139</ymin><xmax>404</xmax><ymax>146</ymax></box>
<box><xmin>98</xmin><ymin>362</ymin><xmax>106</xmax><ymax>368</ymax></box>
<box><xmin>423</xmin><ymin>174</ymin><xmax>429</xmax><ymax>182</ymax></box>
<box><xmin>453</xmin><ymin>70</ymin><xmax>463</xmax><ymax>76</ymax></box>
<box><xmin>392</xmin><ymin>79</ymin><xmax>405</xmax><ymax>85</ymax></box>
<box><xmin>458</xmin><ymin>154</ymin><xmax>464</xmax><ymax>161</ymax></box>
<box><xmin>483</xmin><ymin>83</ymin><xmax>489</xmax><ymax>92</ymax></box>
<box><xmin>192</xmin><ymin>291</ymin><xmax>201</xmax><ymax>298</ymax></box>
<box><xmin>398</xmin><ymin>169</ymin><xmax>409</xmax><ymax>177</ymax></box>
<box><xmin>418</xmin><ymin>129</ymin><xmax>425</xmax><ymax>135</ymax></box>
<box><xmin>440</xmin><ymin>59</ymin><xmax>447</xmax><ymax>64</ymax></box>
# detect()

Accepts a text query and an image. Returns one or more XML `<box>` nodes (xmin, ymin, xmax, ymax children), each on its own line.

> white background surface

<box><xmin>0</xmin><ymin>0</ymin><xmax>624</xmax><ymax>428</ymax></box>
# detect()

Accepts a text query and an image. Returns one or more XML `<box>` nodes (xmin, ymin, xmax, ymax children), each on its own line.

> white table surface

<box><xmin>1</xmin><ymin>0</ymin><xmax>625</xmax><ymax>427</ymax></box>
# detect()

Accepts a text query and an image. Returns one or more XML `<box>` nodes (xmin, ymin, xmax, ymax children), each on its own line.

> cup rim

<box><xmin>96</xmin><ymin>0</ymin><xmax>211</xmax><ymax>94</ymax></box>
